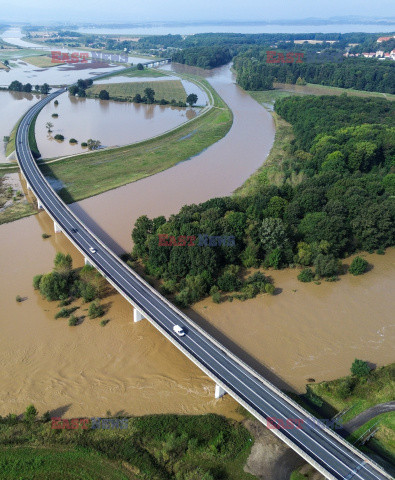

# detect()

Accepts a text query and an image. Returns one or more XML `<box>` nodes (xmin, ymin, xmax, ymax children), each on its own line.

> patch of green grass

<box><xmin>21</xmin><ymin>54</ymin><xmax>64</xmax><ymax>68</ymax></box>
<box><xmin>274</xmin><ymin>82</ymin><xmax>395</xmax><ymax>101</ymax></box>
<box><xmin>39</xmin><ymin>80</ymin><xmax>232</xmax><ymax>203</ymax></box>
<box><xmin>87</xmin><ymin>80</ymin><xmax>186</xmax><ymax>103</ymax></box>
<box><xmin>29</xmin><ymin>111</ymin><xmax>41</xmax><ymax>159</ymax></box>
<box><xmin>347</xmin><ymin>412</ymin><xmax>395</xmax><ymax>466</ymax></box>
<box><xmin>122</xmin><ymin>68</ymin><xmax>167</xmax><ymax>78</ymax></box>
<box><xmin>0</xmin><ymin>198</ymin><xmax>36</xmax><ymax>225</ymax></box>
<box><xmin>309</xmin><ymin>364</ymin><xmax>395</xmax><ymax>423</ymax></box>
<box><xmin>5</xmin><ymin>117</ymin><xmax>21</xmax><ymax>158</ymax></box>
<box><xmin>0</xmin><ymin>446</ymin><xmax>131</xmax><ymax>480</ymax></box>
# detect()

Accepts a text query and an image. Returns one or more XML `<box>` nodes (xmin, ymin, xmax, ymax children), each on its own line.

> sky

<box><xmin>1</xmin><ymin>0</ymin><xmax>394</xmax><ymax>24</ymax></box>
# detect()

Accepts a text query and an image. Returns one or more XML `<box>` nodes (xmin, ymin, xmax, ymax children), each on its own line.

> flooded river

<box><xmin>0</xmin><ymin>60</ymin><xmax>393</xmax><ymax>418</ymax></box>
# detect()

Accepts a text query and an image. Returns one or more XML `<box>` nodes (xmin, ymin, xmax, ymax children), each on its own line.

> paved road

<box><xmin>15</xmin><ymin>82</ymin><xmax>392</xmax><ymax>480</ymax></box>
<box><xmin>343</xmin><ymin>402</ymin><xmax>395</xmax><ymax>434</ymax></box>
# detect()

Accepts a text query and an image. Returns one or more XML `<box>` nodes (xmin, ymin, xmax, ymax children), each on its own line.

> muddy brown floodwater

<box><xmin>0</xmin><ymin>63</ymin><xmax>393</xmax><ymax>420</ymax></box>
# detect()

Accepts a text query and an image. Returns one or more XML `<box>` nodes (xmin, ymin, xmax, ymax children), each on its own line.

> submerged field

<box><xmin>87</xmin><ymin>80</ymin><xmax>187</xmax><ymax>103</ymax></box>
<box><xmin>40</xmin><ymin>78</ymin><xmax>232</xmax><ymax>203</ymax></box>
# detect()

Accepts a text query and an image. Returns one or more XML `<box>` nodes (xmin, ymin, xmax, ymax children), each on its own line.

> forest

<box><xmin>233</xmin><ymin>50</ymin><xmax>395</xmax><ymax>93</ymax></box>
<box><xmin>130</xmin><ymin>95</ymin><xmax>395</xmax><ymax>306</ymax></box>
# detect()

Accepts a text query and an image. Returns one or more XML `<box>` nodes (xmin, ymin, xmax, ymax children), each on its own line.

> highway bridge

<box><xmin>15</xmin><ymin>68</ymin><xmax>392</xmax><ymax>480</ymax></box>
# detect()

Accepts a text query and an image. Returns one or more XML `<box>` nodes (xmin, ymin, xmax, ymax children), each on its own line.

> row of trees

<box><xmin>233</xmin><ymin>50</ymin><xmax>395</xmax><ymax>93</ymax></box>
<box><xmin>68</xmin><ymin>78</ymin><xmax>93</xmax><ymax>97</ymax></box>
<box><xmin>9</xmin><ymin>81</ymin><xmax>50</xmax><ymax>94</ymax></box>
<box><xmin>131</xmin><ymin>95</ymin><xmax>394</xmax><ymax>304</ymax></box>
<box><xmin>98</xmin><ymin>88</ymin><xmax>198</xmax><ymax>107</ymax></box>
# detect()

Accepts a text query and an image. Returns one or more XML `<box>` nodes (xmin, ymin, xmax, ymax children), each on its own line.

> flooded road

<box><xmin>35</xmin><ymin>91</ymin><xmax>197</xmax><ymax>159</ymax></box>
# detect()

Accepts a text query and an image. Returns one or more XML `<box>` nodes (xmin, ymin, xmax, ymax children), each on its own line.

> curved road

<box><xmin>343</xmin><ymin>402</ymin><xmax>395</xmax><ymax>434</ymax></box>
<box><xmin>15</xmin><ymin>77</ymin><xmax>392</xmax><ymax>480</ymax></box>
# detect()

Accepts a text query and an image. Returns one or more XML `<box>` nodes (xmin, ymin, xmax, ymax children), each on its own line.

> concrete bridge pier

<box><xmin>84</xmin><ymin>257</ymin><xmax>92</xmax><ymax>266</ymax></box>
<box><xmin>37</xmin><ymin>199</ymin><xmax>43</xmax><ymax>209</ymax></box>
<box><xmin>54</xmin><ymin>222</ymin><xmax>62</xmax><ymax>233</ymax></box>
<box><xmin>215</xmin><ymin>384</ymin><xmax>226</xmax><ymax>399</ymax></box>
<box><xmin>26</xmin><ymin>182</ymin><xmax>31</xmax><ymax>190</ymax></box>
<box><xmin>133</xmin><ymin>308</ymin><xmax>144</xmax><ymax>323</ymax></box>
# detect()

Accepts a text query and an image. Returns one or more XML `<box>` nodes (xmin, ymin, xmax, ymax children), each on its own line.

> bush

<box><xmin>297</xmin><ymin>268</ymin><xmax>314</xmax><ymax>283</ymax></box>
<box><xmin>88</xmin><ymin>301</ymin><xmax>104</xmax><ymax>319</ymax></box>
<box><xmin>33</xmin><ymin>274</ymin><xmax>43</xmax><ymax>290</ymax></box>
<box><xmin>24</xmin><ymin>404</ymin><xmax>38</xmax><ymax>423</ymax></box>
<box><xmin>351</xmin><ymin>359</ymin><xmax>371</xmax><ymax>377</ymax></box>
<box><xmin>212</xmin><ymin>291</ymin><xmax>221</xmax><ymax>303</ymax></box>
<box><xmin>41</xmin><ymin>233</ymin><xmax>50</xmax><ymax>239</ymax></box>
<box><xmin>68</xmin><ymin>315</ymin><xmax>78</xmax><ymax>326</ymax></box>
<box><xmin>217</xmin><ymin>273</ymin><xmax>241</xmax><ymax>292</ymax></box>
<box><xmin>349</xmin><ymin>256</ymin><xmax>368</xmax><ymax>276</ymax></box>
<box><xmin>54</xmin><ymin>307</ymin><xmax>77</xmax><ymax>319</ymax></box>
<box><xmin>265</xmin><ymin>283</ymin><xmax>275</xmax><ymax>295</ymax></box>
<box><xmin>376</xmin><ymin>248</ymin><xmax>385</xmax><ymax>255</ymax></box>
<box><xmin>69</xmin><ymin>138</ymin><xmax>78</xmax><ymax>144</ymax></box>
<box><xmin>54</xmin><ymin>134</ymin><xmax>64</xmax><ymax>141</ymax></box>
<box><xmin>51</xmin><ymin>113</ymin><xmax>58</xmax><ymax>118</ymax></box>
<box><xmin>81</xmin><ymin>142</ymin><xmax>88</xmax><ymax>147</ymax></box>
<box><xmin>15</xmin><ymin>295</ymin><xmax>22</xmax><ymax>302</ymax></box>
<box><xmin>314</xmin><ymin>254</ymin><xmax>340</xmax><ymax>277</ymax></box>
<box><xmin>100</xmin><ymin>319</ymin><xmax>110</xmax><ymax>326</ymax></box>
<box><xmin>98</xmin><ymin>89</ymin><xmax>110</xmax><ymax>100</ymax></box>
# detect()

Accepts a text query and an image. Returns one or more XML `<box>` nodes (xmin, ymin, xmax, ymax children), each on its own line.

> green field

<box><xmin>0</xmin><ymin>413</ymin><xmax>255</xmax><ymax>480</ymax></box>
<box><xmin>21</xmin><ymin>54</ymin><xmax>64</xmax><ymax>68</ymax></box>
<box><xmin>122</xmin><ymin>68</ymin><xmax>167</xmax><ymax>78</ymax></box>
<box><xmin>87</xmin><ymin>80</ymin><xmax>187</xmax><ymax>103</ymax></box>
<box><xmin>308</xmin><ymin>364</ymin><xmax>395</xmax><ymax>423</ymax></box>
<box><xmin>40</xmin><ymin>78</ymin><xmax>231</xmax><ymax>203</ymax></box>
<box><xmin>0</xmin><ymin>447</ymin><xmax>131</xmax><ymax>480</ymax></box>
<box><xmin>248</xmin><ymin>83</ymin><xmax>395</xmax><ymax>108</ymax></box>
<box><xmin>348</xmin><ymin>413</ymin><xmax>395</xmax><ymax>466</ymax></box>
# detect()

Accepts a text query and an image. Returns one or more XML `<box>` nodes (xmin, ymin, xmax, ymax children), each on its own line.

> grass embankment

<box><xmin>348</xmin><ymin>412</ymin><xmax>395</xmax><ymax>466</ymax></box>
<box><xmin>0</xmin><ymin>49</ymin><xmax>47</xmax><ymax>62</ymax></box>
<box><xmin>234</xmin><ymin>112</ymin><xmax>297</xmax><ymax>196</ymax></box>
<box><xmin>5</xmin><ymin>117</ymin><xmax>20</xmax><ymax>158</ymax></box>
<box><xmin>21</xmin><ymin>54</ymin><xmax>64</xmax><ymax>68</ymax></box>
<box><xmin>39</xmin><ymin>79</ymin><xmax>232</xmax><ymax>203</ymax></box>
<box><xmin>0</xmin><ymin>414</ymin><xmax>255</xmax><ymax>480</ymax></box>
<box><xmin>87</xmin><ymin>80</ymin><xmax>186</xmax><ymax>103</ymax></box>
<box><xmin>308</xmin><ymin>364</ymin><xmax>395</xmax><ymax>422</ymax></box>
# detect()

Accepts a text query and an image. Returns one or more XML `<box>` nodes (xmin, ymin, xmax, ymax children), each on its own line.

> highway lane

<box><xmin>15</xmin><ymin>85</ymin><xmax>392</xmax><ymax>480</ymax></box>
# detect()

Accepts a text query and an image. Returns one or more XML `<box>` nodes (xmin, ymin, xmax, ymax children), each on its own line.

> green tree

<box><xmin>314</xmin><ymin>254</ymin><xmax>340</xmax><ymax>277</ymax></box>
<box><xmin>40</xmin><ymin>83</ymin><xmax>50</xmax><ymax>94</ymax></box>
<box><xmin>137</xmin><ymin>63</ymin><xmax>144</xmax><ymax>70</ymax></box>
<box><xmin>99</xmin><ymin>89</ymin><xmax>110</xmax><ymax>100</ymax></box>
<box><xmin>24</xmin><ymin>404</ymin><xmax>38</xmax><ymax>423</ymax></box>
<box><xmin>45</xmin><ymin>122</ymin><xmax>53</xmax><ymax>133</ymax></box>
<box><xmin>349</xmin><ymin>256</ymin><xmax>368</xmax><ymax>276</ymax></box>
<box><xmin>144</xmin><ymin>87</ymin><xmax>155</xmax><ymax>103</ymax></box>
<box><xmin>54</xmin><ymin>252</ymin><xmax>73</xmax><ymax>273</ymax></box>
<box><xmin>351</xmin><ymin>359</ymin><xmax>371</xmax><ymax>377</ymax></box>
<box><xmin>186</xmin><ymin>93</ymin><xmax>198</xmax><ymax>106</ymax></box>
<box><xmin>259</xmin><ymin>217</ymin><xmax>288</xmax><ymax>253</ymax></box>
